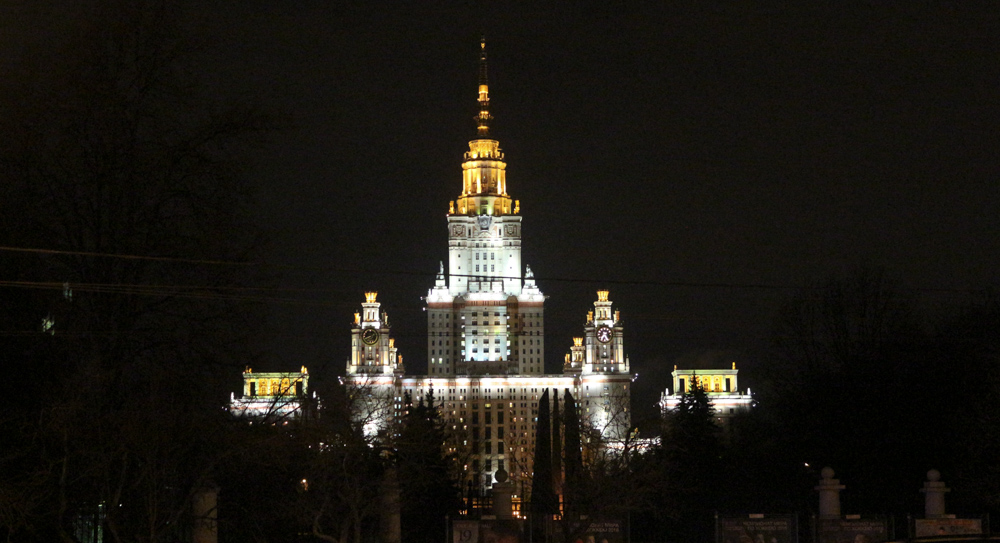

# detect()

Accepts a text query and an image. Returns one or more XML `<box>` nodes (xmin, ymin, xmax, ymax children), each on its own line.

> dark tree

<box><xmin>758</xmin><ymin>268</ymin><xmax>935</xmax><ymax>515</ymax></box>
<box><xmin>396</xmin><ymin>391</ymin><xmax>461</xmax><ymax>543</ymax></box>
<box><xmin>0</xmin><ymin>3</ymin><xmax>272</xmax><ymax>541</ymax></box>
<box><xmin>551</xmin><ymin>387</ymin><xmax>563</xmax><ymax>498</ymax></box>
<box><xmin>562</xmin><ymin>389</ymin><xmax>584</xmax><ymax>515</ymax></box>
<box><xmin>214</xmin><ymin>380</ymin><xmax>388</xmax><ymax>543</ymax></box>
<box><xmin>530</xmin><ymin>389</ymin><xmax>557</xmax><ymax>522</ymax></box>
<box><xmin>933</xmin><ymin>293</ymin><xmax>1000</xmax><ymax>510</ymax></box>
<box><xmin>658</xmin><ymin>377</ymin><xmax>723</xmax><ymax>543</ymax></box>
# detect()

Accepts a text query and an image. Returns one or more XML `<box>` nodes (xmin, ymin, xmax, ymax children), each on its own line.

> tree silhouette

<box><xmin>551</xmin><ymin>387</ymin><xmax>563</xmax><ymax>499</ymax></box>
<box><xmin>531</xmin><ymin>388</ymin><xmax>557</xmax><ymax>525</ymax></box>
<box><xmin>0</xmin><ymin>3</ymin><xmax>271</xmax><ymax>540</ymax></box>
<box><xmin>396</xmin><ymin>391</ymin><xmax>461</xmax><ymax>543</ymax></box>
<box><xmin>562</xmin><ymin>389</ymin><xmax>583</xmax><ymax>517</ymax></box>
<box><xmin>759</xmin><ymin>268</ymin><xmax>934</xmax><ymax>515</ymax></box>
<box><xmin>660</xmin><ymin>377</ymin><xmax>722</xmax><ymax>543</ymax></box>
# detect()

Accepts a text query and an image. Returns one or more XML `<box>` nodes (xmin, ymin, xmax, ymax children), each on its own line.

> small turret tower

<box><xmin>347</xmin><ymin>292</ymin><xmax>402</xmax><ymax>376</ymax></box>
<box><xmin>580</xmin><ymin>291</ymin><xmax>628</xmax><ymax>374</ymax></box>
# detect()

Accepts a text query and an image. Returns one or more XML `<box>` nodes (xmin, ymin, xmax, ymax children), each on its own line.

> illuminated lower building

<box><xmin>341</xmin><ymin>39</ymin><xmax>633</xmax><ymax>494</ymax></box>
<box><xmin>659</xmin><ymin>363</ymin><xmax>753</xmax><ymax>425</ymax></box>
<box><xmin>345</xmin><ymin>290</ymin><xmax>632</xmax><ymax>492</ymax></box>
<box><xmin>229</xmin><ymin>367</ymin><xmax>315</xmax><ymax>422</ymax></box>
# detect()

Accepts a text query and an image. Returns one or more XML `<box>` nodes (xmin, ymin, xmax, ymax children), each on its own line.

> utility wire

<box><xmin>0</xmin><ymin>245</ymin><xmax>989</xmax><ymax>295</ymax></box>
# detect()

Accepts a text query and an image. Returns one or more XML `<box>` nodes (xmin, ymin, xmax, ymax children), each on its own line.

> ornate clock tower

<box><xmin>346</xmin><ymin>292</ymin><xmax>402</xmax><ymax>377</ymax></box>
<box><xmin>426</xmin><ymin>38</ymin><xmax>546</xmax><ymax>377</ymax></box>
<box><xmin>581</xmin><ymin>290</ymin><xmax>628</xmax><ymax>375</ymax></box>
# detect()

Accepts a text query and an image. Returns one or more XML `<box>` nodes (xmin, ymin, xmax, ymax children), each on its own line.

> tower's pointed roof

<box><xmin>476</xmin><ymin>36</ymin><xmax>493</xmax><ymax>137</ymax></box>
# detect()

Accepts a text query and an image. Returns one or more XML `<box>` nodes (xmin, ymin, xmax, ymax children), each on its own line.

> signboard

<box><xmin>817</xmin><ymin>518</ymin><xmax>888</xmax><ymax>543</ymax></box>
<box><xmin>914</xmin><ymin>518</ymin><xmax>982</xmax><ymax>538</ymax></box>
<box><xmin>719</xmin><ymin>515</ymin><xmax>797</xmax><ymax>543</ymax></box>
<box><xmin>453</xmin><ymin>519</ymin><xmax>526</xmax><ymax>543</ymax></box>
<box><xmin>453</xmin><ymin>520</ymin><xmax>480</xmax><ymax>543</ymax></box>
<box><xmin>567</xmin><ymin>519</ymin><xmax>625</xmax><ymax>543</ymax></box>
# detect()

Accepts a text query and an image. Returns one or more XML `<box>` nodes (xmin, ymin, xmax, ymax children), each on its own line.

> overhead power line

<box><xmin>0</xmin><ymin>245</ymin><xmax>989</xmax><ymax>296</ymax></box>
<box><xmin>0</xmin><ymin>245</ymin><xmax>256</xmax><ymax>267</ymax></box>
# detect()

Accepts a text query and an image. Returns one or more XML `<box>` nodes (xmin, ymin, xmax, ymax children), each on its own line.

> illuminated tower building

<box><xmin>582</xmin><ymin>291</ymin><xmax>628</xmax><ymax>374</ymax></box>
<box><xmin>401</xmin><ymin>40</ymin><xmax>631</xmax><ymax>493</ymax></box>
<box><xmin>344</xmin><ymin>291</ymin><xmax>402</xmax><ymax>438</ymax></box>
<box><xmin>426</xmin><ymin>37</ymin><xmax>546</xmax><ymax>378</ymax></box>
<box><xmin>563</xmin><ymin>292</ymin><xmax>632</xmax><ymax>443</ymax></box>
<box><xmin>236</xmin><ymin>39</ymin><xmax>634</xmax><ymax>497</ymax></box>
<box><xmin>346</xmin><ymin>291</ymin><xmax>403</xmax><ymax>378</ymax></box>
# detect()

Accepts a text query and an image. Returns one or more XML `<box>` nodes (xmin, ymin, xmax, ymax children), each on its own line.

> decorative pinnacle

<box><xmin>476</xmin><ymin>36</ymin><xmax>493</xmax><ymax>137</ymax></box>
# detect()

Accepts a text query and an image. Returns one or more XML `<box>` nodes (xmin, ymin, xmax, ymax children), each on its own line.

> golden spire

<box><xmin>457</xmin><ymin>37</ymin><xmax>510</xmax><ymax>215</ymax></box>
<box><xmin>476</xmin><ymin>36</ymin><xmax>492</xmax><ymax>137</ymax></box>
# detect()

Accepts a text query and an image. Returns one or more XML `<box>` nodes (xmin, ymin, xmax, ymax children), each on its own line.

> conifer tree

<box><xmin>562</xmin><ymin>389</ymin><xmax>583</xmax><ymax>515</ymax></box>
<box><xmin>551</xmin><ymin>388</ymin><xmax>563</xmax><ymax>498</ymax></box>
<box><xmin>396</xmin><ymin>391</ymin><xmax>461</xmax><ymax>543</ymax></box>
<box><xmin>661</xmin><ymin>376</ymin><xmax>722</xmax><ymax>543</ymax></box>
<box><xmin>530</xmin><ymin>389</ymin><xmax>556</xmax><ymax>519</ymax></box>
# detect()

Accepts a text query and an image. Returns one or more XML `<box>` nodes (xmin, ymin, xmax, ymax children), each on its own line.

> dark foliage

<box><xmin>552</xmin><ymin>388</ymin><xmax>563</xmax><ymax>498</ymax></box>
<box><xmin>0</xmin><ymin>2</ymin><xmax>271</xmax><ymax>541</ymax></box>
<box><xmin>755</xmin><ymin>269</ymin><xmax>940</xmax><ymax>516</ymax></box>
<box><xmin>531</xmin><ymin>388</ymin><xmax>557</xmax><ymax>522</ymax></box>
<box><xmin>396</xmin><ymin>391</ymin><xmax>461</xmax><ymax>543</ymax></box>
<box><xmin>661</xmin><ymin>378</ymin><xmax>723</xmax><ymax>543</ymax></box>
<box><xmin>562</xmin><ymin>389</ymin><xmax>584</xmax><ymax>515</ymax></box>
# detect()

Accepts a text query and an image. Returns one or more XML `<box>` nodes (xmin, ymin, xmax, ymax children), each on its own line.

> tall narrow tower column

<box><xmin>427</xmin><ymin>38</ymin><xmax>545</xmax><ymax>377</ymax></box>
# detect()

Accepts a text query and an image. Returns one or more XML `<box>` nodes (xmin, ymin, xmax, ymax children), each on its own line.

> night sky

<box><xmin>184</xmin><ymin>3</ymin><xmax>1000</xmax><ymax>414</ymax></box>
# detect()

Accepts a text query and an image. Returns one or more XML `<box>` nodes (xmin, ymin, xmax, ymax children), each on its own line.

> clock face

<box><xmin>596</xmin><ymin>325</ymin><xmax>613</xmax><ymax>343</ymax></box>
<box><xmin>361</xmin><ymin>328</ymin><xmax>380</xmax><ymax>346</ymax></box>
